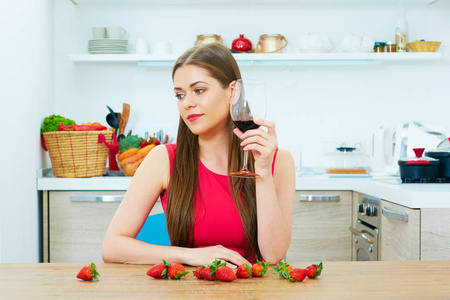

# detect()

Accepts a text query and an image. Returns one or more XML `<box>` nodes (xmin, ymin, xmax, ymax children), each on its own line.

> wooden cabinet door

<box><xmin>380</xmin><ymin>200</ymin><xmax>420</xmax><ymax>261</ymax></box>
<box><xmin>48</xmin><ymin>191</ymin><xmax>164</xmax><ymax>263</ymax></box>
<box><xmin>286</xmin><ymin>190</ymin><xmax>352</xmax><ymax>262</ymax></box>
<box><xmin>49</xmin><ymin>191</ymin><xmax>123</xmax><ymax>263</ymax></box>
<box><xmin>421</xmin><ymin>208</ymin><xmax>450</xmax><ymax>260</ymax></box>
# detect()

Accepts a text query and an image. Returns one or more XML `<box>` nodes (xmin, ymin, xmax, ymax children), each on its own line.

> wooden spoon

<box><xmin>117</xmin><ymin>113</ymin><xmax>123</xmax><ymax>135</ymax></box>
<box><xmin>122</xmin><ymin>103</ymin><xmax>130</xmax><ymax>135</ymax></box>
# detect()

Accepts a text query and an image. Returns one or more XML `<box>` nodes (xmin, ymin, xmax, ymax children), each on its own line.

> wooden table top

<box><xmin>1</xmin><ymin>260</ymin><xmax>449</xmax><ymax>299</ymax></box>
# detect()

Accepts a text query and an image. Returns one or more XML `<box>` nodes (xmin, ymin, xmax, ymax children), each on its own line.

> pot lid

<box><xmin>398</xmin><ymin>148</ymin><xmax>439</xmax><ymax>165</ymax></box>
<box><xmin>426</xmin><ymin>137</ymin><xmax>450</xmax><ymax>158</ymax></box>
<box><xmin>336</xmin><ymin>147</ymin><xmax>356</xmax><ymax>152</ymax></box>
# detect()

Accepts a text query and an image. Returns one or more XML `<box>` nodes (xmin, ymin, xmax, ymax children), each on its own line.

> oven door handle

<box><xmin>349</xmin><ymin>226</ymin><xmax>374</xmax><ymax>245</ymax></box>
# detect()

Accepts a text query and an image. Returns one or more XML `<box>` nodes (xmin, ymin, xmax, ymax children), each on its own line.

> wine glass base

<box><xmin>229</xmin><ymin>170</ymin><xmax>260</xmax><ymax>178</ymax></box>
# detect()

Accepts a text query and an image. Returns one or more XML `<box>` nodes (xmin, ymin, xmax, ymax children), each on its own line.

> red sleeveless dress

<box><xmin>160</xmin><ymin>144</ymin><xmax>278</xmax><ymax>262</ymax></box>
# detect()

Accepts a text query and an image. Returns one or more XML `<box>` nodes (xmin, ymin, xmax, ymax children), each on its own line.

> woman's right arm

<box><xmin>102</xmin><ymin>145</ymin><xmax>249</xmax><ymax>267</ymax></box>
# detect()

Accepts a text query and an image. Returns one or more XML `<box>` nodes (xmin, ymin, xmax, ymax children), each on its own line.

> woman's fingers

<box><xmin>254</xmin><ymin>119</ymin><xmax>276</xmax><ymax>135</ymax></box>
<box><xmin>240</xmin><ymin>134</ymin><xmax>271</xmax><ymax>148</ymax></box>
<box><xmin>233</xmin><ymin>128</ymin><xmax>244</xmax><ymax>139</ymax></box>
<box><xmin>216</xmin><ymin>245</ymin><xmax>249</xmax><ymax>267</ymax></box>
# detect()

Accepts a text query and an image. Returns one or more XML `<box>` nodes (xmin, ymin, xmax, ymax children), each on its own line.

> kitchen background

<box><xmin>1</xmin><ymin>0</ymin><xmax>449</xmax><ymax>262</ymax></box>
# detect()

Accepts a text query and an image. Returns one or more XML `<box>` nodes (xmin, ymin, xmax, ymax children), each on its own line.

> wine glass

<box><xmin>229</xmin><ymin>79</ymin><xmax>267</xmax><ymax>178</ymax></box>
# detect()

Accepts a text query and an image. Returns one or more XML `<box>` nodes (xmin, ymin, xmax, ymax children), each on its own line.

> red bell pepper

<box><xmin>151</xmin><ymin>137</ymin><xmax>161</xmax><ymax>146</ymax></box>
<box><xmin>58</xmin><ymin>123</ymin><xmax>107</xmax><ymax>131</ymax></box>
<box><xmin>139</xmin><ymin>137</ymin><xmax>161</xmax><ymax>148</ymax></box>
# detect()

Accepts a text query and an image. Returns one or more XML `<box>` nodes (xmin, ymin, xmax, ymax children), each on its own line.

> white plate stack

<box><xmin>88</xmin><ymin>39</ymin><xmax>128</xmax><ymax>54</ymax></box>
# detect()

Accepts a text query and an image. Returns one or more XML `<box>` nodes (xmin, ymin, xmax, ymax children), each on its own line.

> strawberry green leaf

<box><xmin>90</xmin><ymin>262</ymin><xmax>100</xmax><ymax>281</ymax></box>
<box><xmin>161</xmin><ymin>268</ymin><xmax>168</xmax><ymax>278</ymax></box>
<box><xmin>171</xmin><ymin>270</ymin><xmax>189</xmax><ymax>279</ymax></box>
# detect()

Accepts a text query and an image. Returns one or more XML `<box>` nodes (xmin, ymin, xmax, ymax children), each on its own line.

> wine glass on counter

<box><xmin>229</xmin><ymin>79</ymin><xmax>267</xmax><ymax>178</ymax></box>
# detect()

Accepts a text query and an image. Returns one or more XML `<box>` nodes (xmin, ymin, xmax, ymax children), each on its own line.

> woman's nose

<box><xmin>182</xmin><ymin>94</ymin><xmax>196</xmax><ymax>109</ymax></box>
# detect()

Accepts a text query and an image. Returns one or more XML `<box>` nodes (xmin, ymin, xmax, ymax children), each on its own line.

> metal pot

<box><xmin>256</xmin><ymin>34</ymin><xmax>288</xmax><ymax>53</ymax></box>
<box><xmin>426</xmin><ymin>139</ymin><xmax>450</xmax><ymax>179</ymax></box>
<box><xmin>398</xmin><ymin>148</ymin><xmax>439</xmax><ymax>183</ymax></box>
<box><xmin>195</xmin><ymin>34</ymin><xmax>223</xmax><ymax>46</ymax></box>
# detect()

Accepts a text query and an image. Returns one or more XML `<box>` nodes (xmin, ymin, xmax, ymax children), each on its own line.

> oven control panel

<box><xmin>359</xmin><ymin>203</ymin><xmax>378</xmax><ymax>217</ymax></box>
<box><xmin>358</xmin><ymin>196</ymin><xmax>381</xmax><ymax>228</ymax></box>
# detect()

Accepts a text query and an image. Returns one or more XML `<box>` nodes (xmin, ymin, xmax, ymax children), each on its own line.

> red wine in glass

<box><xmin>233</xmin><ymin>120</ymin><xmax>260</xmax><ymax>132</ymax></box>
<box><xmin>229</xmin><ymin>79</ymin><xmax>267</xmax><ymax>178</ymax></box>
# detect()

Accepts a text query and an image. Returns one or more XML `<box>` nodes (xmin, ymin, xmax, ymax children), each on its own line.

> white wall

<box><xmin>0</xmin><ymin>0</ymin><xmax>53</xmax><ymax>262</ymax></box>
<box><xmin>54</xmin><ymin>1</ymin><xmax>450</xmax><ymax>169</ymax></box>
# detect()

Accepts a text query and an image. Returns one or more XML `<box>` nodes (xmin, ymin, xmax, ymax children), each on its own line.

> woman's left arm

<box><xmin>236</xmin><ymin>119</ymin><xmax>295</xmax><ymax>264</ymax></box>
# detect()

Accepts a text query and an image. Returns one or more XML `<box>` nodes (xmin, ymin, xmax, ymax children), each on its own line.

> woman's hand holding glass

<box><xmin>229</xmin><ymin>79</ymin><xmax>268</xmax><ymax>178</ymax></box>
<box><xmin>233</xmin><ymin>118</ymin><xmax>278</xmax><ymax>178</ymax></box>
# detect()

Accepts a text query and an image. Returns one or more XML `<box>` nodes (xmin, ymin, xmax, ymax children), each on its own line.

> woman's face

<box><xmin>173</xmin><ymin>65</ymin><xmax>232</xmax><ymax>136</ymax></box>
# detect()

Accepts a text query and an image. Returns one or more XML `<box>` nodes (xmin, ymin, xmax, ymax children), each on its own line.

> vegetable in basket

<box><xmin>119</xmin><ymin>144</ymin><xmax>156</xmax><ymax>176</ymax></box>
<box><xmin>57</xmin><ymin>123</ymin><xmax>107</xmax><ymax>132</ymax></box>
<box><xmin>140</xmin><ymin>137</ymin><xmax>161</xmax><ymax>148</ymax></box>
<box><xmin>118</xmin><ymin>135</ymin><xmax>141</xmax><ymax>153</ymax></box>
<box><xmin>40</xmin><ymin>114</ymin><xmax>76</xmax><ymax>134</ymax></box>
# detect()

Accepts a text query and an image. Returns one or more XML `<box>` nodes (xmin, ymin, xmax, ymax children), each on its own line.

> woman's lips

<box><xmin>187</xmin><ymin>114</ymin><xmax>203</xmax><ymax>122</ymax></box>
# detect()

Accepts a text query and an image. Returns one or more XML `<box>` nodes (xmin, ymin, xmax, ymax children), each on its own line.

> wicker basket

<box><xmin>43</xmin><ymin>131</ymin><xmax>114</xmax><ymax>178</ymax></box>
<box><xmin>407</xmin><ymin>41</ymin><xmax>441</xmax><ymax>52</ymax></box>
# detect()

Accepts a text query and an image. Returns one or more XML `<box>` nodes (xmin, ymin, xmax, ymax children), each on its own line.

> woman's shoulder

<box><xmin>138</xmin><ymin>144</ymin><xmax>172</xmax><ymax>174</ymax></box>
<box><xmin>273</xmin><ymin>147</ymin><xmax>295</xmax><ymax>175</ymax></box>
<box><xmin>143</xmin><ymin>143</ymin><xmax>176</xmax><ymax>164</ymax></box>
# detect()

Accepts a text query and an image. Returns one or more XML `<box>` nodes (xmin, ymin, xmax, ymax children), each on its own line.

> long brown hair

<box><xmin>166</xmin><ymin>43</ymin><xmax>260</xmax><ymax>261</ymax></box>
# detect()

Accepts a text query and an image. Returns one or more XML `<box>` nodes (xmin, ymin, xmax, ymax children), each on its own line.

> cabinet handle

<box><xmin>71</xmin><ymin>196</ymin><xmax>123</xmax><ymax>202</ymax></box>
<box><xmin>298</xmin><ymin>195</ymin><xmax>340</xmax><ymax>202</ymax></box>
<box><xmin>382</xmin><ymin>207</ymin><xmax>409</xmax><ymax>222</ymax></box>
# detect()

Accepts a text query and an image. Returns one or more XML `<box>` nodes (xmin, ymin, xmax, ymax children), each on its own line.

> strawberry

<box><xmin>236</xmin><ymin>263</ymin><xmax>252</xmax><ymax>278</ymax></box>
<box><xmin>306</xmin><ymin>262</ymin><xmax>323</xmax><ymax>279</ymax></box>
<box><xmin>146</xmin><ymin>260</ymin><xmax>170</xmax><ymax>279</ymax></box>
<box><xmin>76</xmin><ymin>263</ymin><xmax>100</xmax><ymax>281</ymax></box>
<box><xmin>215</xmin><ymin>265</ymin><xmax>237</xmax><ymax>282</ymax></box>
<box><xmin>251</xmin><ymin>259</ymin><xmax>270</xmax><ymax>277</ymax></box>
<box><xmin>193</xmin><ymin>266</ymin><xmax>205</xmax><ymax>279</ymax></box>
<box><xmin>167</xmin><ymin>262</ymin><xmax>189</xmax><ymax>279</ymax></box>
<box><xmin>288</xmin><ymin>268</ymin><xmax>308</xmax><ymax>282</ymax></box>
<box><xmin>202</xmin><ymin>267</ymin><xmax>216</xmax><ymax>281</ymax></box>
<box><xmin>273</xmin><ymin>262</ymin><xmax>293</xmax><ymax>279</ymax></box>
<box><xmin>202</xmin><ymin>259</ymin><xmax>223</xmax><ymax>281</ymax></box>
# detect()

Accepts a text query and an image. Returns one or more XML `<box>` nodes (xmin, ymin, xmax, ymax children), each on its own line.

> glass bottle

<box><xmin>395</xmin><ymin>18</ymin><xmax>407</xmax><ymax>52</ymax></box>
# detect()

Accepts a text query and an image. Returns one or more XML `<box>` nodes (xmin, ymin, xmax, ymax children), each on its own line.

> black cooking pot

<box><xmin>426</xmin><ymin>146</ymin><xmax>450</xmax><ymax>179</ymax></box>
<box><xmin>398</xmin><ymin>148</ymin><xmax>439</xmax><ymax>183</ymax></box>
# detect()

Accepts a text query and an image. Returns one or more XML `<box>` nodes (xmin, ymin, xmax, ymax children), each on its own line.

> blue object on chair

<box><xmin>136</xmin><ymin>213</ymin><xmax>170</xmax><ymax>246</ymax></box>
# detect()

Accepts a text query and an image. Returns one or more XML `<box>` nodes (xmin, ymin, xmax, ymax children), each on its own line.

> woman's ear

<box><xmin>229</xmin><ymin>80</ymin><xmax>240</xmax><ymax>105</ymax></box>
<box><xmin>228</xmin><ymin>80</ymin><xmax>236</xmax><ymax>96</ymax></box>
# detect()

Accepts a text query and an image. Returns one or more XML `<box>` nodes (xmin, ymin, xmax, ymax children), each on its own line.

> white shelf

<box><xmin>69</xmin><ymin>52</ymin><xmax>442</xmax><ymax>66</ymax></box>
<box><xmin>70</xmin><ymin>0</ymin><xmax>439</xmax><ymax>5</ymax></box>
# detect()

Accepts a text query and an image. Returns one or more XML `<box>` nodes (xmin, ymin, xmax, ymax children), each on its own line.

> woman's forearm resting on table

<box><xmin>102</xmin><ymin>234</ymin><xmax>187</xmax><ymax>265</ymax></box>
<box><xmin>102</xmin><ymin>235</ymin><xmax>250</xmax><ymax>267</ymax></box>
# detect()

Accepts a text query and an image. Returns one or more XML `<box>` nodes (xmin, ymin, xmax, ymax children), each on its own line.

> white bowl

<box><xmin>299</xmin><ymin>33</ymin><xmax>333</xmax><ymax>53</ymax></box>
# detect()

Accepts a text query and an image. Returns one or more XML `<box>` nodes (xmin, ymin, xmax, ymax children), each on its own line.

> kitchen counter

<box><xmin>37</xmin><ymin>169</ymin><xmax>450</xmax><ymax>208</ymax></box>
<box><xmin>1</xmin><ymin>261</ymin><xmax>450</xmax><ymax>299</ymax></box>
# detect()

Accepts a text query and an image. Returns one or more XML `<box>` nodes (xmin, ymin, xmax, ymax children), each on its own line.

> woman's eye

<box><xmin>175</xmin><ymin>93</ymin><xmax>185</xmax><ymax>100</ymax></box>
<box><xmin>194</xmin><ymin>89</ymin><xmax>205</xmax><ymax>95</ymax></box>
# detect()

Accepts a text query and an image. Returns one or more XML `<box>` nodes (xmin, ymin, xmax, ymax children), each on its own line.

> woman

<box><xmin>102</xmin><ymin>43</ymin><xmax>295</xmax><ymax>267</ymax></box>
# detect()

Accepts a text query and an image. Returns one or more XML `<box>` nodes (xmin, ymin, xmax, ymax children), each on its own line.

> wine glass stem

<box><xmin>243</xmin><ymin>149</ymin><xmax>249</xmax><ymax>170</ymax></box>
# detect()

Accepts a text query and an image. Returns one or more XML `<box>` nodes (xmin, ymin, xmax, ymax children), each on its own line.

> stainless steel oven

<box><xmin>349</xmin><ymin>194</ymin><xmax>381</xmax><ymax>261</ymax></box>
